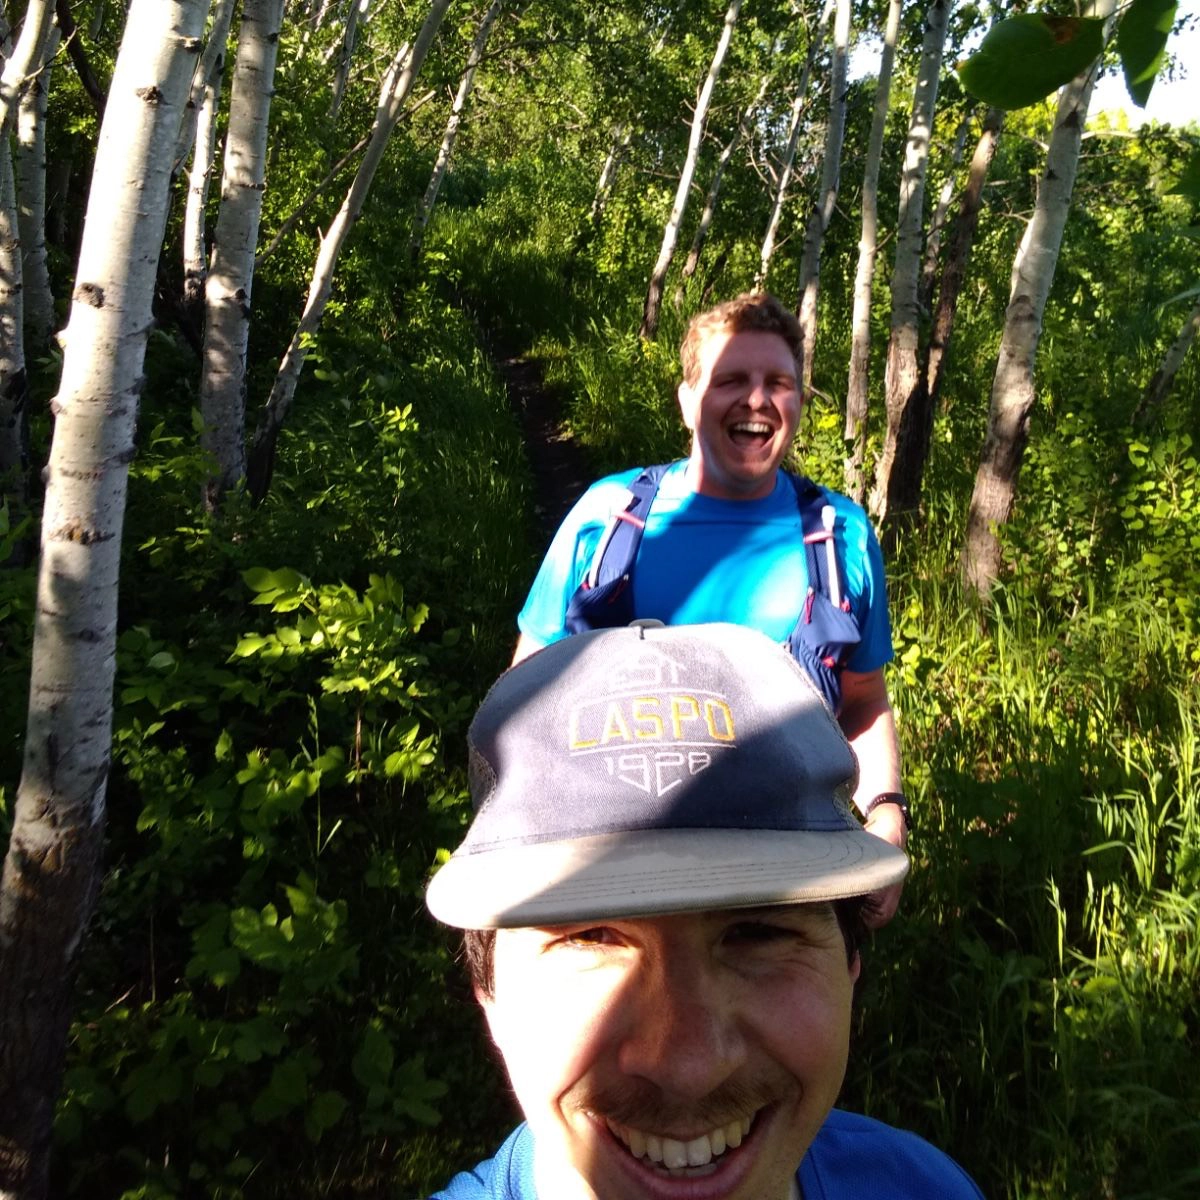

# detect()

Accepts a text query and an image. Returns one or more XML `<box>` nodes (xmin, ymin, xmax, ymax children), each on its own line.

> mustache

<box><xmin>567</xmin><ymin>1073</ymin><xmax>797</xmax><ymax>1132</ymax></box>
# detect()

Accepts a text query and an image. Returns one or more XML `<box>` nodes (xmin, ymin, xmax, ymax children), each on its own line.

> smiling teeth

<box><xmin>607</xmin><ymin>1115</ymin><xmax>754</xmax><ymax>1170</ymax></box>
<box><xmin>731</xmin><ymin>421</ymin><xmax>771</xmax><ymax>434</ymax></box>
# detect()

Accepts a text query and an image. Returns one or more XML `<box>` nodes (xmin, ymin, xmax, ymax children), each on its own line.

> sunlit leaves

<box><xmin>957</xmin><ymin>15</ymin><xmax>1105</xmax><ymax>109</ymax></box>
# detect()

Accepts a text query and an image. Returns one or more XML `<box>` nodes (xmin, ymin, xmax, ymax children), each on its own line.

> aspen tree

<box><xmin>331</xmin><ymin>0</ymin><xmax>371</xmax><ymax>123</ymax></box>
<box><xmin>199</xmin><ymin>0</ymin><xmax>286</xmax><ymax>510</ymax></box>
<box><xmin>1132</xmin><ymin>297</ymin><xmax>1200</xmax><ymax>429</ymax></box>
<box><xmin>755</xmin><ymin>5</ymin><xmax>828</xmax><ymax>294</ymax></box>
<box><xmin>410</xmin><ymin>0</ymin><xmax>503</xmax><ymax>267</ymax></box>
<box><xmin>961</xmin><ymin>0</ymin><xmax>1117</xmax><ymax>597</ymax></box>
<box><xmin>844</xmin><ymin>0</ymin><xmax>903</xmax><ymax>503</ymax></box>
<box><xmin>680</xmin><ymin>74</ymin><xmax>768</xmax><ymax>283</ymax></box>
<box><xmin>924</xmin><ymin>106</ymin><xmax>1002</xmax><ymax>414</ymax></box>
<box><xmin>179</xmin><ymin>0</ymin><xmax>238</xmax><ymax>318</ymax></box>
<box><xmin>14</xmin><ymin>27</ymin><xmax>59</xmax><ymax>352</ymax></box>
<box><xmin>0</xmin><ymin>6</ymin><xmax>207</xmax><ymax>1196</ymax></box>
<box><xmin>639</xmin><ymin>0</ymin><xmax>741</xmax><ymax>340</ymax></box>
<box><xmin>918</xmin><ymin>113</ymin><xmax>970</xmax><ymax>313</ymax></box>
<box><xmin>871</xmin><ymin>0</ymin><xmax>954</xmax><ymax>525</ymax></box>
<box><xmin>795</xmin><ymin>0</ymin><xmax>849</xmax><ymax>392</ymax></box>
<box><xmin>0</xmin><ymin>138</ymin><xmax>25</xmax><ymax>545</ymax></box>
<box><xmin>0</xmin><ymin>0</ymin><xmax>56</xmax><ymax>135</ymax></box>
<box><xmin>246</xmin><ymin>0</ymin><xmax>455</xmax><ymax>501</ymax></box>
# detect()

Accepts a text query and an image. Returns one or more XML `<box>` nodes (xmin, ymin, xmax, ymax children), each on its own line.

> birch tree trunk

<box><xmin>869</xmin><ymin>0</ymin><xmax>953</xmax><ymax>526</ymax></box>
<box><xmin>14</xmin><ymin>26</ymin><xmax>59</xmax><ymax>353</ymax></box>
<box><xmin>925</xmin><ymin>106</ymin><xmax>1002</xmax><ymax>413</ymax></box>
<box><xmin>198</xmin><ymin>0</ymin><xmax>286</xmax><ymax>511</ymax></box>
<box><xmin>680</xmin><ymin>75</ymin><xmax>767</xmax><ymax>283</ymax></box>
<box><xmin>755</xmin><ymin>1</ymin><xmax>830</xmax><ymax>293</ymax></box>
<box><xmin>1131</xmin><ymin>297</ymin><xmax>1200</xmax><ymax>429</ymax></box>
<box><xmin>0</xmin><ymin>5</ymin><xmax>206</xmax><ymax>1196</ymax></box>
<box><xmin>961</xmin><ymin>0</ymin><xmax>1116</xmax><ymax>597</ymax></box>
<box><xmin>0</xmin><ymin>138</ymin><xmax>27</xmax><ymax>552</ymax></box>
<box><xmin>180</xmin><ymin>0</ymin><xmax>238</xmax><ymax>320</ymax></box>
<box><xmin>843</xmin><ymin>0</ymin><xmax>902</xmax><ymax>503</ymax></box>
<box><xmin>0</xmin><ymin>0</ymin><xmax>56</xmax><ymax>136</ymax></box>
<box><xmin>330</xmin><ymin>0</ymin><xmax>370</xmax><ymax>123</ymax></box>
<box><xmin>409</xmin><ymin>0</ymin><xmax>502</xmax><ymax>267</ymax></box>
<box><xmin>639</xmin><ymin>0</ymin><xmax>741</xmax><ymax>340</ymax></box>
<box><xmin>795</xmin><ymin>0</ymin><xmax>850</xmax><ymax>392</ymax></box>
<box><xmin>589</xmin><ymin>125</ymin><xmax>630</xmax><ymax>229</ymax></box>
<box><xmin>918</xmin><ymin>113</ymin><xmax>969</xmax><ymax>314</ymax></box>
<box><xmin>246</xmin><ymin>0</ymin><xmax>455</xmax><ymax>502</ymax></box>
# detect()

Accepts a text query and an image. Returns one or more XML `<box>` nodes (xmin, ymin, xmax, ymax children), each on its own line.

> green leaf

<box><xmin>1117</xmin><ymin>0</ymin><xmax>1177</xmax><ymax>107</ymax></box>
<box><xmin>1167</xmin><ymin>152</ymin><xmax>1200</xmax><ymax>202</ymax></box>
<box><xmin>243</xmin><ymin>566</ymin><xmax>304</xmax><ymax>594</ymax></box>
<box><xmin>352</xmin><ymin>1025</ymin><xmax>394</xmax><ymax>1090</ymax></box>
<box><xmin>957</xmin><ymin>15</ymin><xmax>1105</xmax><ymax>109</ymax></box>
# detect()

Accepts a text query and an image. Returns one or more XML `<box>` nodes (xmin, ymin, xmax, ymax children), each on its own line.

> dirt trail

<box><xmin>494</xmin><ymin>350</ymin><xmax>592</xmax><ymax>541</ymax></box>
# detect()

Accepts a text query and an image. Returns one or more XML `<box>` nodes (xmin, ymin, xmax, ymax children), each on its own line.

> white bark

<box><xmin>1133</xmin><ymin>298</ymin><xmax>1200</xmax><ymax>427</ymax></box>
<box><xmin>174</xmin><ymin>0</ymin><xmax>239</xmax><ymax>173</ymax></box>
<box><xmin>199</xmin><ymin>0</ymin><xmax>286</xmax><ymax>509</ymax></box>
<box><xmin>639</xmin><ymin>0</ymin><xmax>741</xmax><ymax>339</ymax></box>
<box><xmin>0</xmin><ymin>0</ymin><xmax>55</xmax><ymax>136</ymax></box>
<box><xmin>14</xmin><ymin>27</ymin><xmax>59</xmax><ymax>351</ymax></box>
<box><xmin>796</xmin><ymin>0</ymin><xmax>851</xmax><ymax>391</ymax></box>
<box><xmin>410</xmin><ymin>0</ymin><xmax>502</xmax><ymax>266</ymax></box>
<box><xmin>962</xmin><ymin>0</ymin><xmax>1117</xmax><ymax>596</ymax></box>
<box><xmin>681</xmin><ymin>74</ymin><xmax>768</xmax><ymax>282</ymax></box>
<box><xmin>0</xmin><ymin>138</ymin><xmax>26</xmax><ymax>522</ymax></box>
<box><xmin>589</xmin><ymin>125</ymin><xmax>630</xmax><ymax>229</ymax></box>
<box><xmin>918</xmin><ymin>113</ymin><xmax>970</xmax><ymax>313</ymax></box>
<box><xmin>755</xmin><ymin>0</ymin><xmax>831</xmax><ymax>293</ymax></box>
<box><xmin>247</xmin><ymin>0</ymin><xmax>455</xmax><ymax>501</ymax></box>
<box><xmin>870</xmin><ymin>0</ymin><xmax>953</xmax><ymax>524</ymax></box>
<box><xmin>0</xmin><ymin>5</ymin><xmax>206</xmax><ymax>1196</ymax></box>
<box><xmin>843</xmin><ymin>0</ymin><xmax>902</xmax><ymax>503</ymax></box>
<box><xmin>181</xmin><ymin>0</ymin><xmax>239</xmax><ymax>316</ymax></box>
<box><xmin>330</xmin><ymin>0</ymin><xmax>371</xmax><ymax>123</ymax></box>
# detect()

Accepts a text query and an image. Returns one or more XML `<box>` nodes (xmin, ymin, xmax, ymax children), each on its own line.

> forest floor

<box><xmin>492</xmin><ymin>348</ymin><xmax>592</xmax><ymax>540</ymax></box>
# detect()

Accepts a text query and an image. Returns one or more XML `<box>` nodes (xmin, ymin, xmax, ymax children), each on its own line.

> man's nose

<box><xmin>745</xmin><ymin>377</ymin><xmax>771</xmax><ymax>408</ymax></box>
<box><xmin>615</xmin><ymin>956</ymin><xmax>746</xmax><ymax>1101</ymax></box>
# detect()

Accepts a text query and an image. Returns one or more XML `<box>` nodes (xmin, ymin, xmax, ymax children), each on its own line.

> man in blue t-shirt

<box><xmin>514</xmin><ymin>294</ymin><xmax>907</xmax><ymax>926</ymax></box>
<box><xmin>426</xmin><ymin>625</ymin><xmax>984</xmax><ymax>1200</ymax></box>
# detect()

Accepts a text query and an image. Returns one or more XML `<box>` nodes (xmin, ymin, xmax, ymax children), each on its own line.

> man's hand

<box><xmin>861</xmin><ymin>801</ymin><xmax>907</xmax><ymax>928</ymax></box>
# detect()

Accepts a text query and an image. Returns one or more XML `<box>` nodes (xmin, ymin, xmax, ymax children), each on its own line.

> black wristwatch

<box><xmin>862</xmin><ymin>792</ymin><xmax>912</xmax><ymax>832</ymax></box>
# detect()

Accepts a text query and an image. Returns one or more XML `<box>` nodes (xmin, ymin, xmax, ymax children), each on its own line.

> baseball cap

<box><xmin>425</xmin><ymin>622</ymin><xmax>908</xmax><ymax>929</ymax></box>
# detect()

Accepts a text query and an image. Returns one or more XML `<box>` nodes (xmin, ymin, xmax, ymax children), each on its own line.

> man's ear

<box><xmin>677</xmin><ymin>381</ymin><xmax>698</xmax><ymax>432</ymax></box>
<box><xmin>849</xmin><ymin>950</ymin><xmax>862</xmax><ymax>986</ymax></box>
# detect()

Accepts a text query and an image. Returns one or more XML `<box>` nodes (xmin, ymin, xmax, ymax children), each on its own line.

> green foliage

<box><xmin>7</xmin><ymin>3</ymin><xmax>1195</xmax><ymax>1198</ymax></box>
<box><xmin>958</xmin><ymin>15</ymin><xmax>1106</xmax><ymax>110</ymax></box>
<box><xmin>1118</xmin><ymin>0</ymin><xmax>1179</xmax><ymax>106</ymax></box>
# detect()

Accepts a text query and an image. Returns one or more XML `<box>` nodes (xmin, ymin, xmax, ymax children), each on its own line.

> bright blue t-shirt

<box><xmin>518</xmin><ymin>462</ymin><xmax>892</xmax><ymax>675</ymax></box>
<box><xmin>431</xmin><ymin>1109</ymin><xmax>986</xmax><ymax>1199</ymax></box>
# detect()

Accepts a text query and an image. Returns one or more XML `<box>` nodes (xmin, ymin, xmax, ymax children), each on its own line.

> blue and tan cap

<box><xmin>425</xmin><ymin>623</ymin><xmax>908</xmax><ymax>929</ymax></box>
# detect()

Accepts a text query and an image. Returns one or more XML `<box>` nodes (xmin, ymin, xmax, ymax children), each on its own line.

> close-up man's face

<box><xmin>677</xmin><ymin>327</ymin><xmax>803</xmax><ymax>501</ymax></box>
<box><xmin>479</xmin><ymin>903</ymin><xmax>858</xmax><ymax>1200</ymax></box>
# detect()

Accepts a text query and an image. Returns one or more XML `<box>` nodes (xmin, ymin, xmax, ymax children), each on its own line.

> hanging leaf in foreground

<box><xmin>957</xmin><ymin>14</ymin><xmax>1104</xmax><ymax>109</ymax></box>
<box><xmin>1117</xmin><ymin>0</ymin><xmax>1177</xmax><ymax>107</ymax></box>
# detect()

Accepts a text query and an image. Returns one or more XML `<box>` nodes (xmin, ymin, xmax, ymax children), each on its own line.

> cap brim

<box><xmin>425</xmin><ymin>827</ymin><xmax>909</xmax><ymax>929</ymax></box>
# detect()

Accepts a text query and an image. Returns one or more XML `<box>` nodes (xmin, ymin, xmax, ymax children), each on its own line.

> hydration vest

<box><xmin>564</xmin><ymin>464</ymin><xmax>861</xmax><ymax>714</ymax></box>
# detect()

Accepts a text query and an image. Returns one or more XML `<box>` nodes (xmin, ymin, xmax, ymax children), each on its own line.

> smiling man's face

<box><xmin>480</xmin><ymin>904</ymin><xmax>857</xmax><ymax>1200</ymax></box>
<box><xmin>677</xmin><ymin>328</ymin><xmax>803</xmax><ymax>501</ymax></box>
